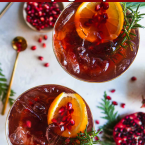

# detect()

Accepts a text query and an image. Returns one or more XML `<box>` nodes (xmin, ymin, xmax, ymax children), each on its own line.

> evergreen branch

<box><xmin>0</xmin><ymin>64</ymin><xmax>15</xmax><ymax>106</ymax></box>
<box><xmin>98</xmin><ymin>92</ymin><xmax>121</xmax><ymax>144</ymax></box>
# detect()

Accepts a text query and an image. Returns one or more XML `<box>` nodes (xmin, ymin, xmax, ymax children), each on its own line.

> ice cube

<box><xmin>10</xmin><ymin>127</ymin><xmax>28</xmax><ymax>144</ymax></box>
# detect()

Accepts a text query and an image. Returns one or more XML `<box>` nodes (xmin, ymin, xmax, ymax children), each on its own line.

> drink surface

<box><xmin>53</xmin><ymin>2</ymin><xmax>139</xmax><ymax>82</ymax></box>
<box><xmin>8</xmin><ymin>85</ymin><xmax>93</xmax><ymax>145</ymax></box>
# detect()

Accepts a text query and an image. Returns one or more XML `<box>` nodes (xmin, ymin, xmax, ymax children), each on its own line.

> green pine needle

<box><xmin>98</xmin><ymin>92</ymin><xmax>121</xmax><ymax>145</ymax></box>
<box><xmin>0</xmin><ymin>64</ymin><xmax>15</xmax><ymax>107</ymax></box>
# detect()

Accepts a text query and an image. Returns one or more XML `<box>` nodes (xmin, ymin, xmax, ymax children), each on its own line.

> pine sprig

<box><xmin>68</xmin><ymin>126</ymin><xmax>102</xmax><ymax>145</ymax></box>
<box><xmin>115</xmin><ymin>3</ymin><xmax>145</xmax><ymax>51</ymax></box>
<box><xmin>0</xmin><ymin>64</ymin><xmax>15</xmax><ymax>106</ymax></box>
<box><xmin>98</xmin><ymin>92</ymin><xmax>121</xmax><ymax>145</ymax></box>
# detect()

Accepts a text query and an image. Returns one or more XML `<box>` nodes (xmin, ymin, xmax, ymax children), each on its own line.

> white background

<box><xmin>0</xmin><ymin>2</ymin><xmax>145</xmax><ymax>144</ymax></box>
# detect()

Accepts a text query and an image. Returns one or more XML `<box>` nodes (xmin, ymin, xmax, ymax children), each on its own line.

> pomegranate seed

<box><xmin>67</xmin><ymin>102</ymin><xmax>72</xmax><ymax>110</ymax></box>
<box><xmin>94</xmin><ymin>136</ymin><xmax>99</xmax><ymax>141</ymax></box>
<box><xmin>38</xmin><ymin>56</ymin><xmax>43</xmax><ymax>61</ymax></box>
<box><xmin>31</xmin><ymin>46</ymin><xmax>36</xmax><ymax>50</ymax></box>
<box><xmin>131</xmin><ymin>76</ymin><xmax>137</xmax><ymax>81</ymax></box>
<box><xmin>112</xmin><ymin>101</ymin><xmax>118</xmax><ymax>106</ymax></box>
<box><xmin>95</xmin><ymin>120</ymin><xmax>99</xmax><ymax>124</ymax></box>
<box><xmin>67</xmin><ymin>124</ymin><xmax>72</xmax><ymax>130</ymax></box>
<box><xmin>66</xmin><ymin>116</ymin><xmax>71</xmax><ymax>122</ymax></box>
<box><xmin>106</xmin><ymin>96</ymin><xmax>111</xmax><ymax>100</ymax></box>
<box><xmin>110</xmin><ymin>89</ymin><xmax>116</xmax><ymax>93</ymax></box>
<box><xmin>59</xmin><ymin>122</ymin><xmax>65</xmax><ymax>126</ymax></box>
<box><xmin>59</xmin><ymin>106</ymin><xmax>66</xmax><ymax>114</ymax></box>
<box><xmin>44</xmin><ymin>35</ymin><xmax>48</xmax><ymax>40</ymax></box>
<box><xmin>42</xmin><ymin>43</ymin><xmax>46</xmax><ymax>48</ymax></box>
<box><xmin>52</xmin><ymin>119</ymin><xmax>57</xmax><ymax>124</ymax></box>
<box><xmin>26</xmin><ymin>120</ymin><xmax>31</xmax><ymax>128</ymax></box>
<box><xmin>38</xmin><ymin>37</ymin><xmax>42</xmax><ymax>43</ymax></box>
<box><xmin>44</xmin><ymin>63</ymin><xmax>49</xmax><ymax>67</ymax></box>
<box><xmin>95</xmin><ymin>4</ymin><xmax>101</xmax><ymax>11</ymax></box>
<box><xmin>69</xmin><ymin>109</ymin><xmax>74</xmax><ymax>114</ymax></box>
<box><xmin>121</xmin><ymin>103</ymin><xmax>125</xmax><ymax>108</ymax></box>
<box><xmin>101</xmin><ymin>2</ymin><xmax>109</xmax><ymax>10</ymax></box>
<box><xmin>70</xmin><ymin>119</ymin><xmax>75</xmax><ymax>126</ymax></box>
<box><xmin>40</xmin><ymin>17</ymin><xmax>44</xmax><ymax>21</ymax></box>
<box><xmin>62</xmin><ymin>116</ymin><xmax>67</xmax><ymax>122</ymax></box>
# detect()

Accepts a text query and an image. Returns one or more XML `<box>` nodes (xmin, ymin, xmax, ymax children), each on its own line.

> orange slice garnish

<box><xmin>47</xmin><ymin>92</ymin><xmax>88</xmax><ymax>138</ymax></box>
<box><xmin>75</xmin><ymin>2</ymin><xmax>124</xmax><ymax>43</ymax></box>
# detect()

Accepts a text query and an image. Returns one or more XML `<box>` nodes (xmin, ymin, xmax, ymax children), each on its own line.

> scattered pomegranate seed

<box><xmin>38</xmin><ymin>37</ymin><xmax>42</xmax><ymax>43</ymax></box>
<box><xmin>26</xmin><ymin>120</ymin><xmax>31</xmax><ymax>128</ymax></box>
<box><xmin>95</xmin><ymin>4</ymin><xmax>101</xmax><ymax>11</ymax></box>
<box><xmin>95</xmin><ymin>120</ymin><xmax>99</xmax><ymax>124</ymax></box>
<box><xmin>44</xmin><ymin>35</ymin><xmax>48</xmax><ymax>40</ymax></box>
<box><xmin>42</xmin><ymin>43</ymin><xmax>46</xmax><ymax>48</ymax></box>
<box><xmin>94</xmin><ymin>136</ymin><xmax>99</xmax><ymax>141</ymax></box>
<box><xmin>112</xmin><ymin>101</ymin><xmax>118</xmax><ymax>106</ymax></box>
<box><xmin>38</xmin><ymin>56</ymin><xmax>44</xmax><ymax>61</ymax></box>
<box><xmin>31</xmin><ymin>46</ymin><xmax>37</xmax><ymax>50</ymax></box>
<box><xmin>121</xmin><ymin>103</ymin><xmax>125</xmax><ymax>108</ymax></box>
<box><xmin>44</xmin><ymin>63</ymin><xmax>49</xmax><ymax>67</ymax></box>
<box><xmin>110</xmin><ymin>89</ymin><xmax>116</xmax><ymax>93</ymax></box>
<box><xmin>106</xmin><ymin>96</ymin><xmax>111</xmax><ymax>100</ymax></box>
<box><xmin>131</xmin><ymin>76</ymin><xmax>137</xmax><ymax>81</ymax></box>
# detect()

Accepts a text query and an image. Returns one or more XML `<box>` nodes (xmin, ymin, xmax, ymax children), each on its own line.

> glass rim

<box><xmin>5</xmin><ymin>84</ymin><xmax>94</xmax><ymax>145</ymax></box>
<box><xmin>52</xmin><ymin>2</ymin><xmax>140</xmax><ymax>83</ymax></box>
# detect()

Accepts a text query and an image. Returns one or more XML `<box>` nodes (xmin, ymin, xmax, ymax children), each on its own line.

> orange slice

<box><xmin>47</xmin><ymin>92</ymin><xmax>88</xmax><ymax>138</ymax></box>
<box><xmin>75</xmin><ymin>2</ymin><xmax>124</xmax><ymax>42</ymax></box>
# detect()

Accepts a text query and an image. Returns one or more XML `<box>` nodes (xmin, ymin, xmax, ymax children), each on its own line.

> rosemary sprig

<box><xmin>125</xmin><ymin>2</ymin><xmax>145</xmax><ymax>9</ymax></box>
<box><xmin>0</xmin><ymin>64</ymin><xmax>15</xmax><ymax>106</ymax></box>
<box><xmin>98</xmin><ymin>92</ymin><xmax>121</xmax><ymax>145</ymax></box>
<box><xmin>69</xmin><ymin>126</ymin><xmax>102</xmax><ymax>145</ymax></box>
<box><xmin>115</xmin><ymin>2</ymin><xmax>145</xmax><ymax>51</ymax></box>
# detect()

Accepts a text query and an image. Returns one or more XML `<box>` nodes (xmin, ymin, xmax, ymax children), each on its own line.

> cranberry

<box><xmin>38</xmin><ymin>37</ymin><xmax>42</xmax><ymax>43</ymax></box>
<box><xmin>95</xmin><ymin>120</ymin><xmax>99</xmax><ymax>124</ymax></box>
<box><xmin>42</xmin><ymin>43</ymin><xmax>46</xmax><ymax>48</ymax></box>
<box><xmin>121</xmin><ymin>103</ymin><xmax>125</xmax><ymax>108</ymax></box>
<box><xmin>106</xmin><ymin>96</ymin><xmax>111</xmax><ymax>100</ymax></box>
<box><xmin>131</xmin><ymin>76</ymin><xmax>137</xmax><ymax>81</ymax></box>
<box><xmin>31</xmin><ymin>46</ymin><xmax>36</xmax><ymax>50</ymax></box>
<box><xmin>101</xmin><ymin>2</ymin><xmax>109</xmax><ymax>10</ymax></box>
<box><xmin>44</xmin><ymin>35</ymin><xmax>48</xmax><ymax>40</ymax></box>
<box><xmin>95</xmin><ymin>4</ymin><xmax>101</xmax><ymax>11</ymax></box>
<box><xmin>112</xmin><ymin>101</ymin><xmax>118</xmax><ymax>105</ymax></box>
<box><xmin>44</xmin><ymin>63</ymin><xmax>49</xmax><ymax>67</ymax></box>
<box><xmin>110</xmin><ymin>89</ymin><xmax>116</xmax><ymax>93</ymax></box>
<box><xmin>38</xmin><ymin>56</ymin><xmax>43</xmax><ymax>61</ymax></box>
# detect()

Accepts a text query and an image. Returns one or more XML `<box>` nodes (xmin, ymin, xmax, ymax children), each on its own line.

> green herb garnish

<box><xmin>0</xmin><ymin>64</ymin><xmax>15</xmax><ymax>106</ymax></box>
<box><xmin>98</xmin><ymin>92</ymin><xmax>121</xmax><ymax>145</ymax></box>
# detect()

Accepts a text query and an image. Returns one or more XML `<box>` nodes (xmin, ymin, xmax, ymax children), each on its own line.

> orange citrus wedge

<box><xmin>75</xmin><ymin>2</ymin><xmax>124</xmax><ymax>43</ymax></box>
<box><xmin>47</xmin><ymin>92</ymin><xmax>88</xmax><ymax>138</ymax></box>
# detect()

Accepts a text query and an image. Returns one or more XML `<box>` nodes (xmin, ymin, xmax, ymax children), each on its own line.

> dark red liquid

<box><xmin>53</xmin><ymin>2</ymin><xmax>139</xmax><ymax>82</ymax></box>
<box><xmin>8</xmin><ymin>85</ymin><xmax>93</xmax><ymax>145</ymax></box>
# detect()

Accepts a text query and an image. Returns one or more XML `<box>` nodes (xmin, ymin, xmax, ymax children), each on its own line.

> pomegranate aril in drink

<box><xmin>95</xmin><ymin>4</ymin><xmax>101</xmax><ymax>11</ymax></box>
<box><xmin>70</xmin><ymin>119</ymin><xmax>75</xmax><ymax>126</ymax></box>
<box><xmin>58</xmin><ymin>106</ymin><xmax>66</xmax><ymax>114</ymax></box>
<box><xmin>69</xmin><ymin>109</ymin><xmax>74</xmax><ymax>114</ymax></box>
<box><xmin>67</xmin><ymin>102</ymin><xmax>72</xmax><ymax>110</ymax></box>
<box><xmin>26</xmin><ymin>120</ymin><xmax>31</xmax><ymax>128</ymax></box>
<box><xmin>101</xmin><ymin>2</ymin><xmax>109</xmax><ymax>10</ymax></box>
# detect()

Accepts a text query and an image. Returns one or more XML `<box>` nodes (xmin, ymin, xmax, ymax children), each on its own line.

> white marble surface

<box><xmin>0</xmin><ymin>2</ymin><xmax>145</xmax><ymax>145</ymax></box>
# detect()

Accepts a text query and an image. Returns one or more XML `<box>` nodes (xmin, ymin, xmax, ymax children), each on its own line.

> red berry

<box><xmin>31</xmin><ymin>46</ymin><xmax>36</xmax><ymax>50</ymax></box>
<box><xmin>44</xmin><ymin>35</ymin><xmax>48</xmax><ymax>40</ymax></box>
<box><xmin>131</xmin><ymin>76</ymin><xmax>137</xmax><ymax>81</ymax></box>
<box><xmin>95</xmin><ymin>120</ymin><xmax>99</xmax><ymax>124</ymax></box>
<box><xmin>121</xmin><ymin>103</ymin><xmax>125</xmax><ymax>108</ymax></box>
<box><xmin>38</xmin><ymin>37</ymin><xmax>42</xmax><ymax>43</ymax></box>
<box><xmin>112</xmin><ymin>101</ymin><xmax>118</xmax><ymax>106</ymax></box>
<box><xmin>106</xmin><ymin>96</ymin><xmax>111</xmax><ymax>100</ymax></box>
<box><xmin>44</xmin><ymin>63</ymin><xmax>49</xmax><ymax>67</ymax></box>
<box><xmin>38</xmin><ymin>56</ymin><xmax>43</xmax><ymax>61</ymax></box>
<box><xmin>110</xmin><ymin>89</ymin><xmax>116</xmax><ymax>93</ymax></box>
<box><xmin>42</xmin><ymin>43</ymin><xmax>46</xmax><ymax>48</ymax></box>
